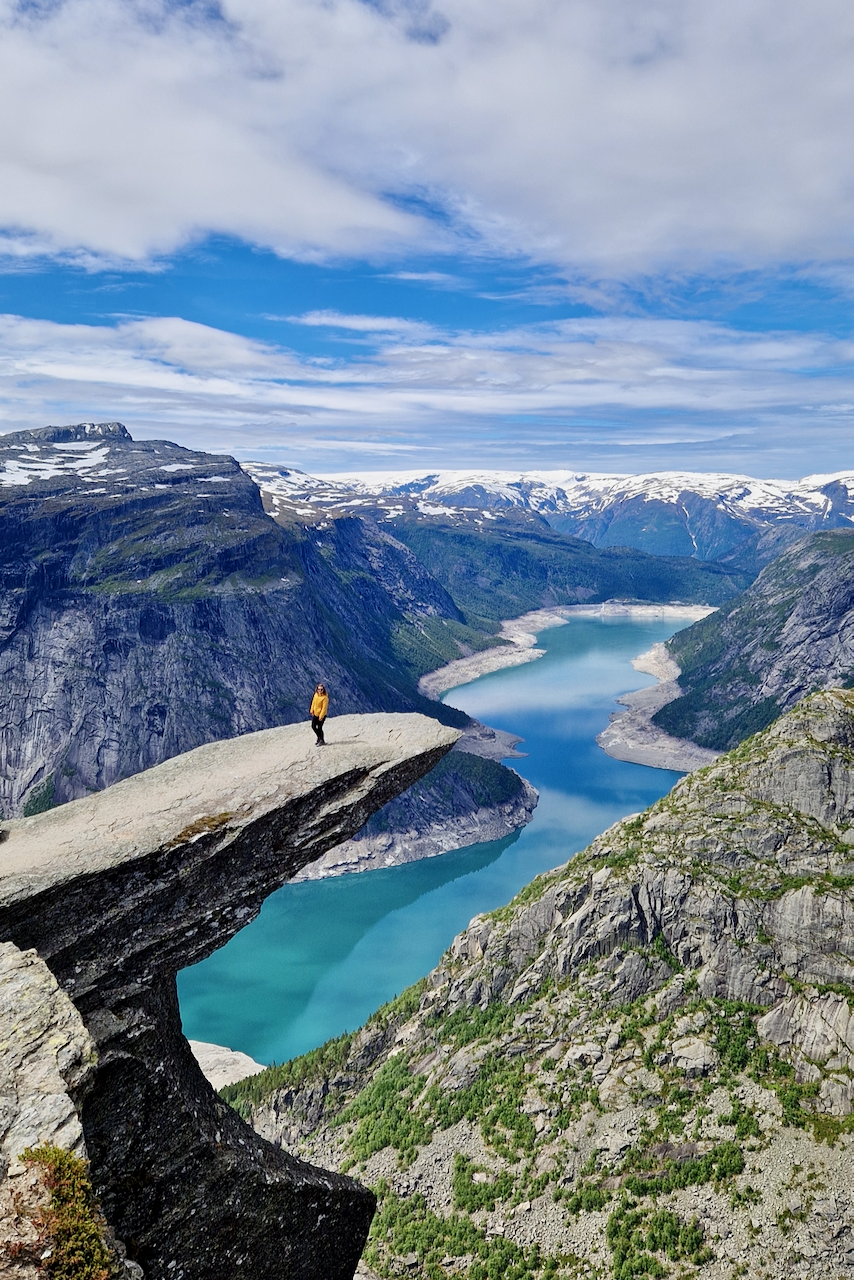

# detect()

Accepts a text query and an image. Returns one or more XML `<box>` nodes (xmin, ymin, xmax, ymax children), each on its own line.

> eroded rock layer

<box><xmin>0</xmin><ymin>712</ymin><xmax>458</xmax><ymax>1280</ymax></box>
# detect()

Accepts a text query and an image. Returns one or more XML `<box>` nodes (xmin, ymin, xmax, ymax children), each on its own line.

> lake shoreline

<box><xmin>181</xmin><ymin>609</ymin><xmax>696</xmax><ymax>1068</ymax></box>
<box><xmin>417</xmin><ymin>601</ymin><xmax>715</xmax><ymax>700</ymax></box>
<box><xmin>595</xmin><ymin>641</ymin><xmax>721</xmax><ymax>773</ymax></box>
<box><xmin>419</xmin><ymin>602</ymin><xmax>718</xmax><ymax>773</ymax></box>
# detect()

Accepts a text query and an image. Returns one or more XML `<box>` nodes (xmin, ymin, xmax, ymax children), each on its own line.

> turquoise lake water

<box><xmin>177</xmin><ymin>615</ymin><xmax>688</xmax><ymax>1065</ymax></box>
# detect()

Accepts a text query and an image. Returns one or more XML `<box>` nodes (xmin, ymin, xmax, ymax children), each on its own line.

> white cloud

<box><xmin>1</xmin><ymin>0</ymin><xmax>854</xmax><ymax>271</ymax></box>
<box><xmin>1</xmin><ymin>308</ymin><xmax>854</xmax><ymax>472</ymax></box>
<box><xmin>287</xmin><ymin>310</ymin><xmax>437</xmax><ymax>337</ymax></box>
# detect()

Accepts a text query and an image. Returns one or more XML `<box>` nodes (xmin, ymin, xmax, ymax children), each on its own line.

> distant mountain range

<box><xmin>246</xmin><ymin>463</ymin><xmax>854</xmax><ymax>566</ymax></box>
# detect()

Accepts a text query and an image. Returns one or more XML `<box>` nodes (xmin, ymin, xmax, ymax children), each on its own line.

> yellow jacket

<box><xmin>310</xmin><ymin>691</ymin><xmax>329</xmax><ymax>719</ymax></box>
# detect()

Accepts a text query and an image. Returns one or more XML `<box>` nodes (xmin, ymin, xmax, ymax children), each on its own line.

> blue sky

<box><xmin>1</xmin><ymin>0</ymin><xmax>854</xmax><ymax>478</ymax></box>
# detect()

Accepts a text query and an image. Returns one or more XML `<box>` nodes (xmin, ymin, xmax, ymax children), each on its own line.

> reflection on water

<box><xmin>178</xmin><ymin>615</ymin><xmax>687</xmax><ymax>1064</ymax></box>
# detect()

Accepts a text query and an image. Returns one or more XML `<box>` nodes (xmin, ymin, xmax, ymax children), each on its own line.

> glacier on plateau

<box><xmin>245</xmin><ymin>463</ymin><xmax>854</xmax><ymax>561</ymax></box>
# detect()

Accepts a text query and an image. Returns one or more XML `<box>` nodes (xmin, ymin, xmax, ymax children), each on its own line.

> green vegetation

<box><xmin>390</xmin><ymin>615</ymin><xmax>503</xmax><ymax>680</ymax></box>
<box><xmin>336</xmin><ymin>1055</ymin><xmax>431</xmax><ymax>1167</ymax></box>
<box><xmin>424</xmin><ymin>1053</ymin><xmax>537</xmax><ymax>1160</ymax></box>
<box><xmin>390</xmin><ymin>518</ymin><xmax>749</xmax><ymax>626</ymax></box>
<box><xmin>606</xmin><ymin>1199</ymin><xmax>712</xmax><ymax>1278</ymax></box>
<box><xmin>712</xmin><ymin>1001</ymin><xmax>765</xmax><ymax>1073</ymax></box>
<box><xmin>489</xmin><ymin>866</ymin><xmax>567</xmax><ymax>923</ymax></box>
<box><xmin>717</xmin><ymin>1096</ymin><xmax>761</xmax><ymax>1139</ymax></box>
<box><xmin>651</xmin><ymin>933</ymin><xmax>682</xmax><ymax>972</ymax></box>
<box><xmin>365</xmin><ymin>1181</ymin><xmax>571</xmax><ymax>1280</ymax></box>
<box><xmin>424</xmin><ymin>1001</ymin><xmax>517</xmax><ymax>1049</ymax></box>
<box><xmin>22</xmin><ymin>774</ymin><xmax>56</xmax><ymax>816</ymax></box>
<box><xmin>564</xmin><ymin>1184</ymin><xmax>610</xmax><ymax>1214</ymax></box>
<box><xmin>220</xmin><ymin>1030</ymin><xmax>354</xmax><ymax>1119</ymax></box>
<box><xmin>21</xmin><ymin>1145</ymin><xmax>115</xmax><ymax>1280</ymax></box>
<box><xmin>452</xmin><ymin>1155</ymin><xmax>515</xmax><ymax>1212</ymax></box>
<box><xmin>620</xmin><ymin>1141</ymin><xmax>744</xmax><ymax>1197</ymax></box>
<box><xmin>367</xmin><ymin>978</ymin><xmax>429</xmax><ymax>1029</ymax></box>
<box><xmin>708</xmin><ymin>1001</ymin><xmax>854</xmax><ymax>1142</ymax></box>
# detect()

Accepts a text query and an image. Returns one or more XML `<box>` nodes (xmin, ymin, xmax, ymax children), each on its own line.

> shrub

<box><xmin>21</xmin><ymin>1145</ymin><xmax>115</xmax><ymax>1280</ymax></box>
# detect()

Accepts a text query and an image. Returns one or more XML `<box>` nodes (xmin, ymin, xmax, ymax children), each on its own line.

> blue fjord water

<box><xmin>177</xmin><ymin>615</ymin><xmax>687</xmax><ymax>1066</ymax></box>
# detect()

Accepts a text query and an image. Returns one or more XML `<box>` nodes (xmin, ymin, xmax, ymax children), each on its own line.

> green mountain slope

<box><xmin>388</xmin><ymin>517</ymin><xmax>752</xmax><ymax>626</ymax></box>
<box><xmin>652</xmin><ymin>528</ymin><xmax>854</xmax><ymax>750</ymax></box>
<box><xmin>227</xmin><ymin>690</ymin><xmax>854</xmax><ymax>1280</ymax></box>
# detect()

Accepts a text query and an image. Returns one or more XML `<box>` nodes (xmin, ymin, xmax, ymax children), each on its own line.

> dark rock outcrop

<box><xmin>293</xmin><ymin>751</ymin><xmax>538</xmax><ymax>879</ymax></box>
<box><xmin>0</xmin><ymin>711</ymin><xmax>458</xmax><ymax>1280</ymax></box>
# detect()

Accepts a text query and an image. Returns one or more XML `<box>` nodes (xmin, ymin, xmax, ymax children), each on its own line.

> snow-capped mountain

<box><xmin>244</xmin><ymin>463</ymin><xmax>854</xmax><ymax>562</ymax></box>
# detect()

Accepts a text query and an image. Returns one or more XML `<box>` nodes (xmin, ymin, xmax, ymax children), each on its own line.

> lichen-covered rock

<box><xmin>0</xmin><ymin>942</ymin><xmax>95</xmax><ymax>1176</ymax></box>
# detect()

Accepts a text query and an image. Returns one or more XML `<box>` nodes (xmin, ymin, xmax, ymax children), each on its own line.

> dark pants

<box><xmin>311</xmin><ymin>715</ymin><xmax>326</xmax><ymax>744</ymax></box>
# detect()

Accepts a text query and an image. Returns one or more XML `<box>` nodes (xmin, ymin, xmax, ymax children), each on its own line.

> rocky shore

<box><xmin>596</xmin><ymin>641</ymin><xmax>722</xmax><ymax>773</ymax></box>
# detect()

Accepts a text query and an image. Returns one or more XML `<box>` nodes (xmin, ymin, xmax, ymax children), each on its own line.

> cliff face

<box><xmin>235</xmin><ymin>691</ymin><xmax>854</xmax><ymax>1280</ymax></box>
<box><xmin>653</xmin><ymin>528</ymin><xmax>854</xmax><ymax>750</ymax></box>
<box><xmin>293</xmin><ymin>751</ymin><xmax>538</xmax><ymax>880</ymax></box>
<box><xmin>0</xmin><ymin>711</ymin><xmax>458</xmax><ymax>1280</ymax></box>
<box><xmin>0</xmin><ymin>423</ymin><xmax>469</xmax><ymax>818</ymax></box>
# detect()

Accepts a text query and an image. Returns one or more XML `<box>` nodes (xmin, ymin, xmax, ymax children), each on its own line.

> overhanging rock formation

<box><xmin>0</xmin><ymin>712</ymin><xmax>459</xmax><ymax>1280</ymax></box>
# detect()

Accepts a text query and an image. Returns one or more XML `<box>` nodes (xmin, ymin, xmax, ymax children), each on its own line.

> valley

<box><xmin>3</xmin><ymin>422</ymin><xmax>854</xmax><ymax>1280</ymax></box>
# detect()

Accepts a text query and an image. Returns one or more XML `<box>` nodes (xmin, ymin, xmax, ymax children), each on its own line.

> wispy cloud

<box><xmin>386</xmin><ymin>271</ymin><xmax>466</xmax><ymax>288</ymax></box>
<box><xmin>286</xmin><ymin>310</ymin><xmax>438</xmax><ymax>338</ymax></box>
<box><xmin>1</xmin><ymin>310</ymin><xmax>853</xmax><ymax>473</ymax></box>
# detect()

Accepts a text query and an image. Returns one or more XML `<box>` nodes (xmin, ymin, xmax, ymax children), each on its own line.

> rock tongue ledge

<box><xmin>0</xmin><ymin>712</ymin><xmax>459</xmax><ymax>1280</ymax></box>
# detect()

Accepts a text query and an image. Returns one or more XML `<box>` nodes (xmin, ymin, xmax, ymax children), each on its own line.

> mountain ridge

<box><xmin>247</xmin><ymin>463</ymin><xmax>854</xmax><ymax>564</ymax></box>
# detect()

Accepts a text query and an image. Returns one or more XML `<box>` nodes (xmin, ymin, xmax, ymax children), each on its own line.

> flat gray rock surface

<box><xmin>0</xmin><ymin>713</ymin><xmax>458</xmax><ymax>902</ymax></box>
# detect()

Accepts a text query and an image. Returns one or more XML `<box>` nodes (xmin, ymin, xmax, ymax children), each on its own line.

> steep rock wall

<box><xmin>0</xmin><ymin>711</ymin><xmax>458</xmax><ymax>1280</ymax></box>
<box><xmin>654</xmin><ymin>528</ymin><xmax>854</xmax><ymax>750</ymax></box>
<box><xmin>0</xmin><ymin>423</ymin><xmax>468</xmax><ymax>817</ymax></box>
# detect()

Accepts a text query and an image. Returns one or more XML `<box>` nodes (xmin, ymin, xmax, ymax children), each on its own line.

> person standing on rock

<box><xmin>310</xmin><ymin>684</ymin><xmax>329</xmax><ymax>746</ymax></box>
